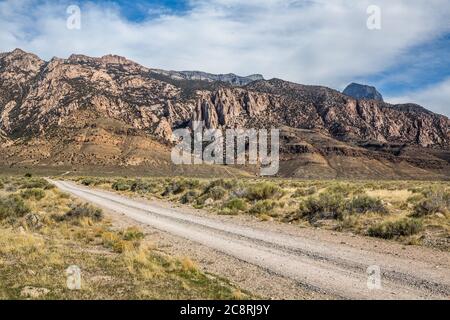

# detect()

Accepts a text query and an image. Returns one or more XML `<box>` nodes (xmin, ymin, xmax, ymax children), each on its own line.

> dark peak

<box><xmin>343</xmin><ymin>82</ymin><xmax>384</xmax><ymax>101</ymax></box>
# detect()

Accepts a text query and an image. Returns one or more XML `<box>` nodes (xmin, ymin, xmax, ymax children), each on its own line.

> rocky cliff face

<box><xmin>192</xmin><ymin>79</ymin><xmax>448</xmax><ymax>148</ymax></box>
<box><xmin>0</xmin><ymin>49</ymin><xmax>449</xmax><ymax>178</ymax></box>
<box><xmin>0</xmin><ymin>49</ymin><xmax>195</xmax><ymax>141</ymax></box>
<box><xmin>343</xmin><ymin>82</ymin><xmax>384</xmax><ymax>101</ymax></box>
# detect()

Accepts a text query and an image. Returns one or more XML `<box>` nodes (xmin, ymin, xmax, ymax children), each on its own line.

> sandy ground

<box><xmin>51</xmin><ymin>180</ymin><xmax>450</xmax><ymax>300</ymax></box>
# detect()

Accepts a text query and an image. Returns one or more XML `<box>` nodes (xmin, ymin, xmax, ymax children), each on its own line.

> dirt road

<box><xmin>52</xmin><ymin>180</ymin><xmax>450</xmax><ymax>300</ymax></box>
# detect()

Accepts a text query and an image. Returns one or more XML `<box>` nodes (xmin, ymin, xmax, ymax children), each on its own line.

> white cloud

<box><xmin>387</xmin><ymin>78</ymin><xmax>450</xmax><ymax>117</ymax></box>
<box><xmin>0</xmin><ymin>0</ymin><xmax>449</xmax><ymax>115</ymax></box>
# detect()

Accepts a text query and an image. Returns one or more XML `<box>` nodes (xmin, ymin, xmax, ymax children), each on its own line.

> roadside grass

<box><xmin>0</xmin><ymin>175</ymin><xmax>249</xmax><ymax>300</ymax></box>
<box><xmin>66</xmin><ymin>176</ymin><xmax>450</xmax><ymax>250</ymax></box>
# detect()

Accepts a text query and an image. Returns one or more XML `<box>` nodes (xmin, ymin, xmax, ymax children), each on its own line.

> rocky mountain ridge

<box><xmin>0</xmin><ymin>49</ymin><xmax>448</xmax><ymax>179</ymax></box>
<box><xmin>152</xmin><ymin>70</ymin><xmax>265</xmax><ymax>86</ymax></box>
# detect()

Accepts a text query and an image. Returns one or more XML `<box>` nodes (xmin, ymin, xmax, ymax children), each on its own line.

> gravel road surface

<box><xmin>52</xmin><ymin>180</ymin><xmax>450</xmax><ymax>300</ymax></box>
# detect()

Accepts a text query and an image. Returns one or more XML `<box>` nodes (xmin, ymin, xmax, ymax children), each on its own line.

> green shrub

<box><xmin>20</xmin><ymin>178</ymin><xmax>54</xmax><ymax>190</ymax></box>
<box><xmin>80</xmin><ymin>177</ymin><xmax>96</xmax><ymax>186</ymax></box>
<box><xmin>180</xmin><ymin>190</ymin><xmax>199</xmax><ymax>204</ymax></box>
<box><xmin>112</xmin><ymin>179</ymin><xmax>132</xmax><ymax>191</ymax></box>
<box><xmin>185</xmin><ymin>179</ymin><xmax>201</xmax><ymax>189</ymax></box>
<box><xmin>298</xmin><ymin>193</ymin><xmax>346</xmax><ymax>221</ymax></box>
<box><xmin>206</xmin><ymin>186</ymin><xmax>227</xmax><ymax>200</ymax></box>
<box><xmin>204</xmin><ymin>179</ymin><xmax>236</xmax><ymax>192</ymax></box>
<box><xmin>20</xmin><ymin>188</ymin><xmax>46</xmax><ymax>201</ymax></box>
<box><xmin>292</xmin><ymin>187</ymin><xmax>317</xmax><ymax>198</ymax></box>
<box><xmin>162</xmin><ymin>179</ymin><xmax>199</xmax><ymax>196</ymax></box>
<box><xmin>368</xmin><ymin>218</ymin><xmax>423</xmax><ymax>239</ymax></box>
<box><xmin>347</xmin><ymin>195</ymin><xmax>387</xmax><ymax>214</ymax></box>
<box><xmin>411</xmin><ymin>191</ymin><xmax>449</xmax><ymax>217</ymax></box>
<box><xmin>0</xmin><ymin>195</ymin><xmax>31</xmax><ymax>220</ymax></box>
<box><xmin>336</xmin><ymin>214</ymin><xmax>359</xmax><ymax>231</ymax></box>
<box><xmin>223</xmin><ymin>198</ymin><xmax>247</xmax><ymax>212</ymax></box>
<box><xmin>79</xmin><ymin>177</ymin><xmax>111</xmax><ymax>186</ymax></box>
<box><xmin>24</xmin><ymin>173</ymin><xmax>33</xmax><ymax>178</ymax></box>
<box><xmin>0</xmin><ymin>181</ymin><xmax>4</xmax><ymax>189</ymax></box>
<box><xmin>245</xmin><ymin>182</ymin><xmax>283</xmax><ymax>201</ymax></box>
<box><xmin>130</xmin><ymin>180</ymin><xmax>158</xmax><ymax>193</ymax></box>
<box><xmin>59</xmin><ymin>203</ymin><xmax>103</xmax><ymax>221</ymax></box>
<box><xmin>249</xmin><ymin>200</ymin><xmax>278</xmax><ymax>215</ymax></box>
<box><xmin>325</xmin><ymin>183</ymin><xmax>362</xmax><ymax>196</ymax></box>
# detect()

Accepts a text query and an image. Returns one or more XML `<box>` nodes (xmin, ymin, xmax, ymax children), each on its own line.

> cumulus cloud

<box><xmin>387</xmin><ymin>78</ymin><xmax>450</xmax><ymax>117</ymax></box>
<box><xmin>0</xmin><ymin>0</ymin><xmax>449</xmax><ymax>114</ymax></box>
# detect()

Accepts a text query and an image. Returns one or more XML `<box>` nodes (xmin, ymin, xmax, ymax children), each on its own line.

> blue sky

<box><xmin>363</xmin><ymin>33</ymin><xmax>450</xmax><ymax>107</ymax></box>
<box><xmin>89</xmin><ymin>0</ymin><xmax>190</xmax><ymax>21</ymax></box>
<box><xmin>0</xmin><ymin>0</ymin><xmax>449</xmax><ymax>116</ymax></box>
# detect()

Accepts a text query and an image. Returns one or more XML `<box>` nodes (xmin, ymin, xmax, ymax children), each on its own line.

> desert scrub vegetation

<box><xmin>244</xmin><ymin>182</ymin><xmax>283</xmax><ymax>201</ymax></box>
<box><xmin>410</xmin><ymin>190</ymin><xmax>449</xmax><ymax>217</ymax></box>
<box><xmin>20</xmin><ymin>177</ymin><xmax>55</xmax><ymax>190</ymax></box>
<box><xmin>56</xmin><ymin>203</ymin><xmax>103</xmax><ymax>222</ymax></box>
<box><xmin>291</xmin><ymin>186</ymin><xmax>317</xmax><ymax>198</ymax></box>
<box><xmin>204</xmin><ymin>185</ymin><xmax>227</xmax><ymax>200</ymax></box>
<box><xmin>324</xmin><ymin>183</ymin><xmax>364</xmax><ymax>197</ymax></box>
<box><xmin>347</xmin><ymin>195</ymin><xmax>388</xmax><ymax>214</ymax></box>
<box><xmin>249</xmin><ymin>200</ymin><xmax>283</xmax><ymax>216</ymax></box>
<box><xmin>73</xmin><ymin>176</ymin><xmax>113</xmax><ymax>187</ymax></box>
<box><xmin>69</xmin><ymin>176</ymin><xmax>450</xmax><ymax>250</ymax></box>
<box><xmin>130</xmin><ymin>180</ymin><xmax>159</xmax><ymax>194</ymax></box>
<box><xmin>20</xmin><ymin>188</ymin><xmax>46</xmax><ymax>201</ymax></box>
<box><xmin>180</xmin><ymin>190</ymin><xmax>199</xmax><ymax>204</ymax></box>
<box><xmin>368</xmin><ymin>218</ymin><xmax>423</xmax><ymax>239</ymax></box>
<box><xmin>0</xmin><ymin>194</ymin><xmax>31</xmax><ymax>221</ymax></box>
<box><xmin>297</xmin><ymin>193</ymin><xmax>347</xmax><ymax>222</ymax></box>
<box><xmin>0</xmin><ymin>175</ymin><xmax>249</xmax><ymax>299</ymax></box>
<box><xmin>220</xmin><ymin>198</ymin><xmax>247</xmax><ymax>215</ymax></box>
<box><xmin>112</xmin><ymin>179</ymin><xmax>134</xmax><ymax>191</ymax></box>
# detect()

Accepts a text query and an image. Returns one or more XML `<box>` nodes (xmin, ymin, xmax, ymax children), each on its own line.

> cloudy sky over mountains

<box><xmin>0</xmin><ymin>0</ymin><xmax>449</xmax><ymax>115</ymax></box>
